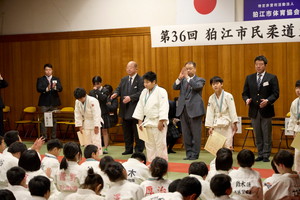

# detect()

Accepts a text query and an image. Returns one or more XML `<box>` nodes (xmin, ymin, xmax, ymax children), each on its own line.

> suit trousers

<box><xmin>251</xmin><ymin>111</ymin><xmax>272</xmax><ymax>158</ymax></box>
<box><xmin>40</xmin><ymin>106</ymin><xmax>58</xmax><ymax>139</ymax></box>
<box><xmin>122</xmin><ymin>118</ymin><xmax>144</xmax><ymax>152</ymax></box>
<box><xmin>180</xmin><ymin>106</ymin><xmax>203</xmax><ymax>159</ymax></box>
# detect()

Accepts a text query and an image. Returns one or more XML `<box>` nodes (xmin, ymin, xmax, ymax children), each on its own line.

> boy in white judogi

<box><xmin>122</xmin><ymin>152</ymin><xmax>150</xmax><ymax>185</ymax></box>
<box><xmin>287</xmin><ymin>80</ymin><xmax>300</xmax><ymax>172</ymax></box>
<box><xmin>210</xmin><ymin>174</ymin><xmax>235</xmax><ymax>200</ymax></box>
<box><xmin>133</xmin><ymin>71</ymin><xmax>169</xmax><ymax>162</ymax></box>
<box><xmin>74</xmin><ymin>88</ymin><xmax>104</xmax><ymax>153</ymax></box>
<box><xmin>229</xmin><ymin>149</ymin><xmax>263</xmax><ymax>200</ymax></box>
<box><xmin>80</xmin><ymin>145</ymin><xmax>101</xmax><ymax>183</ymax></box>
<box><xmin>205</xmin><ymin>76</ymin><xmax>238</xmax><ymax>149</ymax></box>
<box><xmin>41</xmin><ymin>139</ymin><xmax>63</xmax><ymax>179</ymax></box>
<box><xmin>262</xmin><ymin>160</ymin><xmax>281</xmax><ymax>192</ymax></box>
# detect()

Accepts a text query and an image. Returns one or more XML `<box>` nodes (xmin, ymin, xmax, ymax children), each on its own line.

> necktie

<box><xmin>129</xmin><ymin>77</ymin><xmax>132</xmax><ymax>85</ymax></box>
<box><xmin>257</xmin><ymin>74</ymin><xmax>262</xmax><ymax>88</ymax></box>
<box><xmin>127</xmin><ymin>77</ymin><xmax>132</xmax><ymax>93</ymax></box>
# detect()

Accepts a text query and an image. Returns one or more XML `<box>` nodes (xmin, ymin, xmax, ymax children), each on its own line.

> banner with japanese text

<box><xmin>150</xmin><ymin>18</ymin><xmax>300</xmax><ymax>47</ymax></box>
<box><xmin>244</xmin><ymin>0</ymin><xmax>300</xmax><ymax>21</ymax></box>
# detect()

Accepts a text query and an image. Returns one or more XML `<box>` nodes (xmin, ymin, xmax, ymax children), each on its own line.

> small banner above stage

<box><xmin>150</xmin><ymin>18</ymin><xmax>300</xmax><ymax>47</ymax></box>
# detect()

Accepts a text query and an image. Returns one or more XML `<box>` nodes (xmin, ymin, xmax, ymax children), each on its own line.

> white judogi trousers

<box><xmin>145</xmin><ymin>126</ymin><xmax>168</xmax><ymax>162</ymax></box>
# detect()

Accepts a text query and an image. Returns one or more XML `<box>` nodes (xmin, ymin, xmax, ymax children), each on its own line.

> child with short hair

<box><xmin>27</xmin><ymin>176</ymin><xmax>51</xmax><ymax>200</ymax></box>
<box><xmin>0</xmin><ymin>142</ymin><xmax>27</xmax><ymax>189</ymax></box>
<box><xmin>264</xmin><ymin>150</ymin><xmax>300</xmax><ymax>199</ymax></box>
<box><xmin>6</xmin><ymin>166</ymin><xmax>31</xmax><ymax>200</ymax></box>
<box><xmin>229</xmin><ymin>149</ymin><xmax>263</xmax><ymax>200</ymax></box>
<box><xmin>122</xmin><ymin>152</ymin><xmax>150</xmax><ymax>184</ymax></box>
<box><xmin>206</xmin><ymin>148</ymin><xmax>233</xmax><ymax>182</ymax></box>
<box><xmin>205</xmin><ymin>76</ymin><xmax>238</xmax><ymax>149</ymax></box>
<box><xmin>0</xmin><ymin>189</ymin><xmax>16</xmax><ymax>200</ymax></box>
<box><xmin>98</xmin><ymin>156</ymin><xmax>114</xmax><ymax>197</ymax></box>
<box><xmin>140</xmin><ymin>157</ymin><xmax>172</xmax><ymax>196</ymax></box>
<box><xmin>74</xmin><ymin>88</ymin><xmax>103</xmax><ymax>153</ymax></box>
<box><xmin>210</xmin><ymin>174</ymin><xmax>234</xmax><ymax>200</ymax></box>
<box><xmin>55</xmin><ymin>142</ymin><xmax>83</xmax><ymax>199</ymax></box>
<box><xmin>41</xmin><ymin>139</ymin><xmax>63</xmax><ymax>179</ymax></box>
<box><xmin>287</xmin><ymin>80</ymin><xmax>300</xmax><ymax>172</ymax></box>
<box><xmin>80</xmin><ymin>144</ymin><xmax>101</xmax><ymax>182</ymax></box>
<box><xmin>105</xmin><ymin>161</ymin><xmax>143</xmax><ymax>200</ymax></box>
<box><xmin>188</xmin><ymin>161</ymin><xmax>214</xmax><ymax>200</ymax></box>
<box><xmin>65</xmin><ymin>168</ymin><xmax>104</xmax><ymax>200</ymax></box>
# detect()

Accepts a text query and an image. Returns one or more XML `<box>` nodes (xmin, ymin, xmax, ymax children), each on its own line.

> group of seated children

<box><xmin>1</xmin><ymin>131</ymin><xmax>300</xmax><ymax>199</ymax></box>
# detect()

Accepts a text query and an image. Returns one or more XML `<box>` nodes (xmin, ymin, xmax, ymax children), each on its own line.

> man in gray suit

<box><xmin>173</xmin><ymin>61</ymin><xmax>205</xmax><ymax>160</ymax></box>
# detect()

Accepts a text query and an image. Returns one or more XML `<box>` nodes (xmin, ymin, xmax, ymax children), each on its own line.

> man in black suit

<box><xmin>242</xmin><ymin>55</ymin><xmax>279</xmax><ymax>162</ymax></box>
<box><xmin>0</xmin><ymin>74</ymin><xmax>8</xmax><ymax>136</ymax></box>
<box><xmin>36</xmin><ymin>64</ymin><xmax>63</xmax><ymax>139</ymax></box>
<box><xmin>111</xmin><ymin>61</ymin><xmax>144</xmax><ymax>155</ymax></box>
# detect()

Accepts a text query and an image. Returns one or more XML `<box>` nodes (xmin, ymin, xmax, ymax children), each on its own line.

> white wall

<box><xmin>0</xmin><ymin>0</ymin><xmax>243</xmax><ymax>35</ymax></box>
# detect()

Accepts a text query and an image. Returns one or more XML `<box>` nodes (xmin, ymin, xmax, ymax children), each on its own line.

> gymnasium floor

<box><xmin>23</xmin><ymin>141</ymin><xmax>276</xmax><ymax>180</ymax></box>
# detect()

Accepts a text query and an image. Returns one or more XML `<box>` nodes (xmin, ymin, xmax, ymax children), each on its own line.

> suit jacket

<box><xmin>36</xmin><ymin>76</ymin><xmax>63</xmax><ymax>106</ymax></box>
<box><xmin>0</xmin><ymin>79</ymin><xmax>8</xmax><ymax>108</ymax></box>
<box><xmin>114</xmin><ymin>74</ymin><xmax>144</xmax><ymax>120</ymax></box>
<box><xmin>242</xmin><ymin>72</ymin><xmax>279</xmax><ymax>118</ymax></box>
<box><xmin>173</xmin><ymin>76</ymin><xmax>206</xmax><ymax>118</ymax></box>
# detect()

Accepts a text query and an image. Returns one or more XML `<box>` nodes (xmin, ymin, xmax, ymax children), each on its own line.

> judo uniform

<box><xmin>189</xmin><ymin>174</ymin><xmax>214</xmax><ymax>200</ymax></box>
<box><xmin>7</xmin><ymin>185</ymin><xmax>31</xmax><ymax>200</ymax></box>
<box><xmin>122</xmin><ymin>158</ymin><xmax>150</xmax><ymax>185</ymax></box>
<box><xmin>205</xmin><ymin>90</ymin><xmax>238</xmax><ymax>148</ymax></box>
<box><xmin>132</xmin><ymin>85</ymin><xmax>169</xmax><ymax>162</ymax></box>
<box><xmin>65</xmin><ymin>188</ymin><xmax>105</xmax><ymax>200</ymax></box>
<box><xmin>140</xmin><ymin>177</ymin><xmax>172</xmax><ymax>197</ymax></box>
<box><xmin>105</xmin><ymin>180</ymin><xmax>144</xmax><ymax>200</ymax></box>
<box><xmin>41</xmin><ymin>153</ymin><xmax>60</xmax><ymax>179</ymax></box>
<box><xmin>0</xmin><ymin>152</ymin><xmax>18</xmax><ymax>188</ymax></box>
<box><xmin>75</xmin><ymin>95</ymin><xmax>104</xmax><ymax>152</ymax></box>
<box><xmin>287</xmin><ymin>97</ymin><xmax>300</xmax><ymax>172</ymax></box>
<box><xmin>80</xmin><ymin>158</ymin><xmax>101</xmax><ymax>183</ymax></box>
<box><xmin>262</xmin><ymin>173</ymin><xmax>281</xmax><ymax>193</ymax></box>
<box><xmin>141</xmin><ymin>191</ymin><xmax>184</xmax><ymax>200</ymax></box>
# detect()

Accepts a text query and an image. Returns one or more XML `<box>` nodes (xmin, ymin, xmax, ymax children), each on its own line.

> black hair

<box><xmin>216</xmin><ymin>148</ymin><xmax>233</xmax><ymax>171</ymax></box>
<box><xmin>84</xmin><ymin>144</ymin><xmax>98</xmax><ymax>159</ymax></box>
<box><xmin>6</xmin><ymin>167</ymin><xmax>26</xmax><ymax>186</ymax></box>
<box><xmin>188</xmin><ymin>161</ymin><xmax>208</xmax><ymax>177</ymax></box>
<box><xmin>177</xmin><ymin>177</ymin><xmax>201</xmax><ymax>198</ymax></box>
<box><xmin>44</xmin><ymin>63</ymin><xmax>53</xmax><ymax>69</ymax></box>
<box><xmin>0</xmin><ymin>189</ymin><xmax>16</xmax><ymax>200</ymax></box>
<box><xmin>185</xmin><ymin>61</ymin><xmax>196</xmax><ymax>67</ymax></box>
<box><xmin>74</xmin><ymin>88</ymin><xmax>86</xmax><ymax>99</ymax></box>
<box><xmin>210</xmin><ymin>76</ymin><xmax>224</xmax><ymax>85</ymax></box>
<box><xmin>7</xmin><ymin>142</ymin><xmax>27</xmax><ymax>155</ymax></box>
<box><xmin>18</xmin><ymin>150</ymin><xmax>41</xmax><ymax>172</ymax></box>
<box><xmin>143</xmin><ymin>71</ymin><xmax>157</xmax><ymax>82</ymax></box>
<box><xmin>103</xmin><ymin>84</ymin><xmax>113</xmax><ymax>95</ymax></box>
<box><xmin>254</xmin><ymin>55</ymin><xmax>268</xmax><ymax>65</ymax></box>
<box><xmin>271</xmin><ymin>159</ymin><xmax>279</xmax><ymax>174</ymax></box>
<box><xmin>0</xmin><ymin>136</ymin><xmax>3</xmax><ymax>145</ymax></box>
<box><xmin>92</xmin><ymin>76</ymin><xmax>102</xmax><ymax>85</ymax></box>
<box><xmin>237</xmin><ymin>149</ymin><xmax>255</xmax><ymax>168</ymax></box>
<box><xmin>295</xmin><ymin>80</ymin><xmax>300</xmax><ymax>88</ymax></box>
<box><xmin>99</xmin><ymin>155</ymin><xmax>115</xmax><ymax>171</ymax></box>
<box><xmin>60</xmin><ymin>142</ymin><xmax>80</xmax><ymax>170</ymax></box>
<box><xmin>168</xmin><ymin>179</ymin><xmax>181</xmax><ymax>193</ymax></box>
<box><xmin>150</xmin><ymin>157</ymin><xmax>168</xmax><ymax>180</ymax></box>
<box><xmin>273</xmin><ymin>150</ymin><xmax>294</xmax><ymax>169</ymax></box>
<box><xmin>28</xmin><ymin>176</ymin><xmax>50</xmax><ymax>197</ymax></box>
<box><xmin>4</xmin><ymin>130</ymin><xmax>19</xmax><ymax>147</ymax></box>
<box><xmin>104</xmin><ymin>161</ymin><xmax>126</xmax><ymax>182</ymax></box>
<box><xmin>82</xmin><ymin>168</ymin><xmax>104</xmax><ymax>192</ymax></box>
<box><xmin>210</xmin><ymin>174</ymin><xmax>232</xmax><ymax>197</ymax></box>
<box><xmin>131</xmin><ymin>152</ymin><xmax>147</xmax><ymax>165</ymax></box>
<box><xmin>47</xmin><ymin>139</ymin><xmax>63</xmax><ymax>151</ymax></box>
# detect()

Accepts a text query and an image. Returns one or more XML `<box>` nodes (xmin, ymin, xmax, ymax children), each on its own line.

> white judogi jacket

<box><xmin>65</xmin><ymin>188</ymin><xmax>105</xmax><ymax>200</ymax></box>
<box><xmin>133</xmin><ymin>85</ymin><xmax>169</xmax><ymax>127</ymax></box>
<box><xmin>214</xmin><ymin>195</ymin><xmax>235</xmax><ymax>200</ymax></box>
<box><xmin>287</xmin><ymin>97</ymin><xmax>300</xmax><ymax>133</ymax></box>
<box><xmin>0</xmin><ymin>152</ymin><xmax>18</xmax><ymax>188</ymax></box>
<box><xmin>140</xmin><ymin>177</ymin><xmax>172</xmax><ymax>196</ymax></box>
<box><xmin>206</xmin><ymin>169</ymin><xmax>232</xmax><ymax>183</ymax></box>
<box><xmin>141</xmin><ymin>191</ymin><xmax>183</xmax><ymax>200</ymax></box>
<box><xmin>80</xmin><ymin>159</ymin><xmax>101</xmax><ymax>183</ymax></box>
<box><xmin>75</xmin><ymin>95</ymin><xmax>103</xmax><ymax>130</ymax></box>
<box><xmin>205</xmin><ymin>90</ymin><xmax>238</xmax><ymax>128</ymax></box>
<box><xmin>7</xmin><ymin>185</ymin><xmax>31</xmax><ymax>200</ymax></box>
<box><xmin>229</xmin><ymin>167</ymin><xmax>263</xmax><ymax>200</ymax></box>
<box><xmin>41</xmin><ymin>153</ymin><xmax>60</xmax><ymax>179</ymax></box>
<box><xmin>105</xmin><ymin>180</ymin><xmax>144</xmax><ymax>200</ymax></box>
<box><xmin>189</xmin><ymin>174</ymin><xmax>214</xmax><ymax>200</ymax></box>
<box><xmin>122</xmin><ymin>158</ymin><xmax>150</xmax><ymax>185</ymax></box>
<box><xmin>99</xmin><ymin>170</ymin><xmax>111</xmax><ymax>197</ymax></box>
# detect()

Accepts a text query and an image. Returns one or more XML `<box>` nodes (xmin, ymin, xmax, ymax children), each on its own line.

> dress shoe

<box><xmin>263</xmin><ymin>158</ymin><xmax>270</xmax><ymax>162</ymax></box>
<box><xmin>183</xmin><ymin>157</ymin><xmax>190</xmax><ymax>160</ymax></box>
<box><xmin>168</xmin><ymin>150</ymin><xmax>176</xmax><ymax>154</ymax></box>
<box><xmin>189</xmin><ymin>157</ymin><xmax>198</xmax><ymax>160</ymax></box>
<box><xmin>122</xmin><ymin>151</ymin><xmax>133</xmax><ymax>155</ymax></box>
<box><xmin>255</xmin><ymin>157</ymin><xmax>263</xmax><ymax>161</ymax></box>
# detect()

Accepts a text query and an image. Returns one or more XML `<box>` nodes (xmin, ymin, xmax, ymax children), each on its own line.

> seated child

<box><xmin>210</xmin><ymin>174</ymin><xmax>234</xmax><ymax>200</ymax></box>
<box><xmin>80</xmin><ymin>144</ymin><xmax>101</xmax><ymax>182</ymax></box>
<box><xmin>27</xmin><ymin>176</ymin><xmax>51</xmax><ymax>200</ymax></box>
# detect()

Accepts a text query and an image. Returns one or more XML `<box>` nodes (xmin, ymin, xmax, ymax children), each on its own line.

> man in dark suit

<box><xmin>173</xmin><ymin>61</ymin><xmax>206</xmax><ymax>160</ymax></box>
<box><xmin>111</xmin><ymin>61</ymin><xmax>144</xmax><ymax>155</ymax></box>
<box><xmin>0</xmin><ymin>74</ymin><xmax>8</xmax><ymax>136</ymax></box>
<box><xmin>242</xmin><ymin>55</ymin><xmax>279</xmax><ymax>162</ymax></box>
<box><xmin>36</xmin><ymin>64</ymin><xmax>63</xmax><ymax>139</ymax></box>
